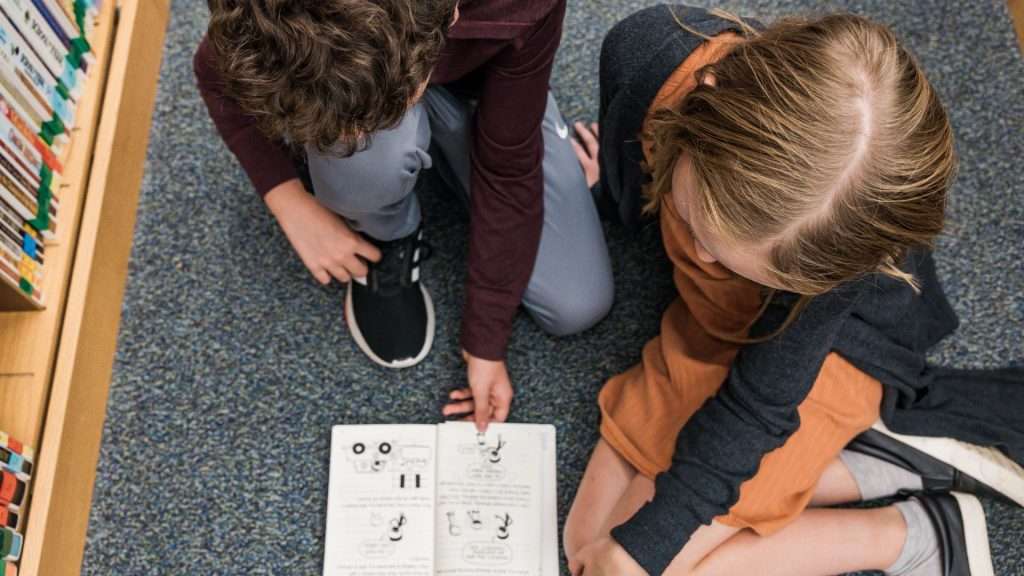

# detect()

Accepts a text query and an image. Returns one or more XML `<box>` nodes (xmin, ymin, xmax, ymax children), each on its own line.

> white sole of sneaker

<box><xmin>872</xmin><ymin>421</ymin><xmax>1024</xmax><ymax>507</ymax></box>
<box><xmin>951</xmin><ymin>492</ymin><xmax>995</xmax><ymax>576</ymax></box>
<box><xmin>345</xmin><ymin>284</ymin><xmax>435</xmax><ymax>370</ymax></box>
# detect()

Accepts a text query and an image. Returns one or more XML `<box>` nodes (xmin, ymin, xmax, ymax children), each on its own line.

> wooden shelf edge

<box><xmin>19</xmin><ymin>0</ymin><xmax>171</xmax><ymax>574</ymax></box>
<box><xmin>1011</xmin><ymin>0</ymin><xmax>1024</xmax><ymax>54</ymax></box>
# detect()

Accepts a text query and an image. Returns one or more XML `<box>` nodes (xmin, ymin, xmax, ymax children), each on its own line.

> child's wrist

<box><xmin>264</xmin><ymin>178</ymin><xmax>308</xmax><ymax>218</ymax></box>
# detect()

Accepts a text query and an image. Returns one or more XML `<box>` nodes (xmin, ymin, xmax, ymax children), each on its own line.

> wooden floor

<box><xmin>1011</xmin><ymin>0</ymin><xmax>1024</xmax><ymax>53</ymax></box>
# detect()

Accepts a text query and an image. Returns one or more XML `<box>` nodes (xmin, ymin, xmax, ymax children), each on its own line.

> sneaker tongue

<box><xmin>372</xmin><ymin>241</ymin><xmax>411</xmax><ymax>295</ymax></box>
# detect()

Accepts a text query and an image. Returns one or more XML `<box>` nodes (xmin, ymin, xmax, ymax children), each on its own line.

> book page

<box><xmin>434</xmin><ymin>423</ymin><xmax>557</xmax><ymax>576</ymax></box>
<box><xmin>324</xmin><ymin>425</ymin><xmax>438</xmax><ymax>576</ymax></box>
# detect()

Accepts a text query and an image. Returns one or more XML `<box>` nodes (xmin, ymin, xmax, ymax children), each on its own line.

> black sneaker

<box><xmin>345</xmin><ymin>227</ymin><xmax>434</xmax><ymax>369</ymax></box>
<box><xmin>914</xmin><ymin>492</ymin><xmax>994</xmax><ymax>576</ymax></box>
<box><xmin>847</xmin><ymin>423</ymin><xmax>1024</xmax><ymax>508</ymax></box>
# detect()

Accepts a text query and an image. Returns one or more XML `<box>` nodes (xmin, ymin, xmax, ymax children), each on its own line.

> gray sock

<box><xmin>886</xmin><ymin>499</ymin><xmax>942</xmax><ymax>576</ymax></box>
<box><xmin>839</xmin><ymin>449</ymin><xmax>924</xmax><ymax>501</ymax></box>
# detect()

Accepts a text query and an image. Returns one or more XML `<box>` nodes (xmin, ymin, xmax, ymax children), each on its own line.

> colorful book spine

<box><xmin>0</xmin><ymin>471</ymin><xmax>25</xmax><ymax>513</ymax></box>
<box><xmin>0</xmin><ymin>223</ymin><xmax>45</xmax><ymax>298</ymax></box>
<box><xmin>0</xmin><ymin>89</ymin><xmax>59</xmax><ymax>255</ymax></box>
<box><xmin>0</xmin><ymin>435</ymin><xmax>33</xmax><ymax>466</ymax></box>
<box><xmin>0</xmin><ymin>446</ymin><xmax>31</xmax><ymax>479</ymax></box>
<box><xmin>0</xmin><ymin>15</ymin><xmax>75</xmax><ymax>130</ymax></box>
<box><xmin>0</xmin><ymin>435</ymin><xmax>32</xmax><ymax>572</ymax></box>
<box><xmin>0</xmin><ymin>159</ymin><xmax>57</xmax><ymax>241</ymax></box>
<box><xmin>0</xmin><ymin>507</ymin><xmax>19</xmax><ymax>532</ymax></box>
<box><xmin>0</xmin><ymin>96</ymin><xmax>63</xmax><ymax>204</ymax></box>
<box><xmin>0</xmin><ymin>0</ymin><xmax>96</xmax><ymax>308</ymax></box>
<box><xmin>2</xmin><ymin>0</ymin><xmax>84</xmax><ymax>100</ymax></box>
<box><xmin>1</xmin><ymin>86</ymin><xmax>68</xmax><ymax>161</ymax></box>
<box><xmin>0</xmin><ymin>528</ymin><xmax>20</xmax><ymax>563</ymax></box>
<box><xmin>32</xmin><ymin>0</ymin><xmax>94</xmax><ymax>72</ymax></box>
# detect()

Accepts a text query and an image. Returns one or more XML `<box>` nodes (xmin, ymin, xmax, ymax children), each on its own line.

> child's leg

<box><xmin>686</xmin><ymin>505</ymin><xmax>906</xmax><ymax>576</ymax></box>
<box><xmin>563</xmin><ymin>439</ymin><xmax>636</xmax><ymax>558</ymax></box>
<box><xmin>807</xmin><ymin>457</ymin><xmax>862</xmax><ymax>507</ymax></box>
<box><xmin>564</xmin><ymin>446</ymin><xmax>866</xmax><ymax>566</ymax></box>
<box><xmin>564</xmin><ymin>441</ymin><xmax>740</xmax><ymax>574</ymax></box>
<box><xmin>305</xmin><ymin>102</ymin><xmax>431</xmax><ymax>241</ymax></box>
<box><xmin>565</xmin><ymin>447</ymin><xmax>906</xmax><ymax>576</ymax></box>
<box><xmin>423</xmin><ymin>87</ymin><xmax>614</xmax><ymax>337</ymax></box>
<box><xmin>566</xmin><ymin>443</ymin><xmax>953</xmax><ymax>576</ymax></box>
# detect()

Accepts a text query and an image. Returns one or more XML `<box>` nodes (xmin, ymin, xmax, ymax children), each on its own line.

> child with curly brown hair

<box><xmin>194</xmin><ymin>1</ymin><xmax>613</xmax><ymax>429</ymax></box>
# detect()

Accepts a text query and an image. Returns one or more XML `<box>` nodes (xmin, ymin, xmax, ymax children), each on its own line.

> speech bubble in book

<box><xmin>465</xmin><ymin>462</ymin><xmax>506</xmax><ymax>482</ymax></box>
<box><xmin>358</xmin><ymin>540</ymin><xmax>397</xmax><ymax>559</ymax></box>
<box><xmin>462</xmin><ymin>542</ymin><xmax>512</xmax><ymax>566</ymax></box>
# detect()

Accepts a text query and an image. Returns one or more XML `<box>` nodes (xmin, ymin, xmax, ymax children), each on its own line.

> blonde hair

<box><xmin>646</xmin><ymin>11</ymin><xmax>956</xmax><ymax>339</ymax></box>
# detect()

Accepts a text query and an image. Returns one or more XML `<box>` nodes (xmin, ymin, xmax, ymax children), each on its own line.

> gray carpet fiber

<box><xmin>83</xmin><ymin>1</ymin><xmax>1024</xmax><ymax>574</ymax></box>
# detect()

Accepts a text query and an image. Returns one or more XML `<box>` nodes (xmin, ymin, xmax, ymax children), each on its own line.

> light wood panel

<box><xmin>0</xmin><ymin>0</ymin><xmax>117</xmax><ymax>451</ymax></box>
<box><xmin>1011</xmin><ymin>0</ymin><xmax>1024</xmax><ymax>53</ymax></box>
<box><xmin>19</xmin><ymin>0</ymin><xmax>170</xmax><ymax>574</ymax></box>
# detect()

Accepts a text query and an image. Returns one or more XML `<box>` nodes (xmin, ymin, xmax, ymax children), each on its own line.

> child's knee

<box><xmin>531</xmin><ymin>275</ymin><xmax>614</xmax><ymax>337</ymax></box>
<box><xmin>546</xmin><ymin>291</ymin><xmax>613</xmax><ymax>336</ymax></box>
<box><xmin>561</xmin><ymin>514</ymin><xmax>591</xmax><ymax>568</ymax></box>
<box><xmin>305</xmin><ymin>110</ymin><xmax>431</xmax><ymax>215</ymax></box>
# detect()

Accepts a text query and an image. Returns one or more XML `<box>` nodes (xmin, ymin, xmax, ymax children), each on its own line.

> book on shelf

<box><xmin>0</xmin><ymin>433</ymin><xmax>33</xmax><ymax>570</ymax></box>
<box><xmin>0</xmin><ymin>528</ymin><xmax>20</xmax><ymax>564</ymax></box>
<box><xmin>0</xmin><ymin>507</ymin><xmax>19</xmax><ymax>534</ymax></box>
<box><xmin>0</xmin><ymin>0</ymin><xmax>94</xmax><ymax>309</ymax></box>
<box><xmin>323</xmin><ymin>422</ymin><xmax>558</xmax><ymax>576</ymax></box>
<box><xmin>2</xmin><ymin>0</ymin><xmax>86</xmax><ymax>101</ymax></box>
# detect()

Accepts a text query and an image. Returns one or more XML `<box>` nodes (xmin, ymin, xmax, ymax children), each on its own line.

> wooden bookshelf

<box><xmin>0</xmin><ymin>0</ymin><xmax>170</xmax><ymax>574</ymax></box>
<box><xmin>0</xmin><ymin>0</ymin><xmax>116</xmax><ymax>465</ymax></box>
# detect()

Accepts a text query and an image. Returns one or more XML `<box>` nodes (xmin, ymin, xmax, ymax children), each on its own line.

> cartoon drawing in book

<box><xmin>357</xmin><ymin>511</ymin><xmax>406</xmax><ymax>559</ymax></box>
<box><xmin>388</xmin><ymin>514</ymin><xmax>406</xmax><ymax>542</ymax></box>
<box><xmin>459</xmin><ymin>433</ymin><xmax>509</xmax><ymax>481</ymax></box>
<box><xmin>446</xmin><ymin>511</ymin><xmax>462</xmax><ymax>537</ymax></box>
<box><xmin>472</xmin><ymin>432</ymin><xmax>506</xmax><ymax>464</ymax></box>
<box><xmin>485</xmin><ymin>436</ymin><xmax>506</xmax><ymax>464</ymax></box>
<box><xmin>346</xmin><ymin>441</ymin><xmax>393</xmax><ymax>473</ymax></box>
<box><xmin>467</xmin><ymin>510</ymin><xmax>484</xmax><ymax>530</ymax></box>
<box><xmin>494</xmin><ymin>513</ymin><xmax>512</xmax><ymax>541</ymax></box>
<box><xmin>344</xmin><ymin>439</ymin><xmax>431</xmax><ymax>489</ymax></box>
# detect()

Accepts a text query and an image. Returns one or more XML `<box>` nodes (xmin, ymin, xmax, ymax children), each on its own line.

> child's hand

<box><xmin>442</xmin><ymin>351</ymin><xmax>514</xmax><ymax>432</ymax></box>
<box><xmin>570</xmin><ymin>122</ymin><xmax>600</xmax><ymax>188</ymax></box>
<box><xmin>571</xmin><ymin>537</ymin><xmax>647</xmax><ymax>576</ymax></box>
<box><xmin>265</xmin><ymin>178</ymin><xmax>381</xmax><ymax>285</ymax></box>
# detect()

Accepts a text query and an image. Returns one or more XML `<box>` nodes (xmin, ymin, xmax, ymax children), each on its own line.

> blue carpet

<box><xmin>83</xmin><ymin>0</ymin><xmax>1024</xmax><ymax>574</ymax></box>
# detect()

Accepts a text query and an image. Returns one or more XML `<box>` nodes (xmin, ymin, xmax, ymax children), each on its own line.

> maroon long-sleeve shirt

<box><xmin>194</xmin><ymin>0</ymin><xmax>565</xmax><ymax>361</ymax></box>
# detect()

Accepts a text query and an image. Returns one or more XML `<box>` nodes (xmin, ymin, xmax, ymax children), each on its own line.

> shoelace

<box><xmin>371</xmin><ymin>236</ymin><xmax>433</xmax><ymax>296</ymax></box>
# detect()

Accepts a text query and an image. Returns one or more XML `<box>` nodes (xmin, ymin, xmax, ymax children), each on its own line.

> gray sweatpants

<box><xmin>305</xmin><ymin>86</ymin><xmax>613</xmax><ymax>337</ymax></box>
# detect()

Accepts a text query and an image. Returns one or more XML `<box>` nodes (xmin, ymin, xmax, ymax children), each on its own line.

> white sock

<box><xmin>839</xmin><ymin>449</ymin><xmax>924</xmax><ymax>500</ymax></box>
<box><xmin>886</xmin><ymin>499</ymin><xmax>942</xmax><ymax>576</ymax></box>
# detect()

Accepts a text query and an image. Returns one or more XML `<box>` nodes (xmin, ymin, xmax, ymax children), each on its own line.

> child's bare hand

<box><xmin>265</xmin><ymin>178</ymin><xmax>381</xmax><ymax>285</ymax></box>
<box><xmin>442</xmin><ymin>351</ymin><xmax>514</xmax><ymax>432</ymax></box>
<box><xmin>570</xmin><ymin>122</ymin><xmax>600</xmax><ymax>188</ymax></box>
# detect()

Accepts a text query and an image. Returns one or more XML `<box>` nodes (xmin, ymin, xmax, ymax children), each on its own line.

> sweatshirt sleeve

<box><xmin>459</xmin><ymin>1</ymin><xmax>566</xmax><ymax>360</ymax></box>
<box><xmin>611</xmin><ymin>285</ymin><xmax>864</xmax><ymax>575</ymax></box>
<box><xmin>193</xmin><ymin>36</ymin><xmax>299</xmax><ymax>197</ymax></box>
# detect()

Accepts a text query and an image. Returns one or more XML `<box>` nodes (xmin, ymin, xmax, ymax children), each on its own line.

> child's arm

<box><xmin>458</xmin><ymin>1</ymin><xmax>566</xmax><ymax>363</ymax></box>
<box><xmin>192</xmin><ymin>35</ymin><xmax>299</xmax><ymax>197</ymax></box>
<box><xmin>611</xmin><ymin>284</ymin><xmax>866</xmax><ymax>575</ymax></box>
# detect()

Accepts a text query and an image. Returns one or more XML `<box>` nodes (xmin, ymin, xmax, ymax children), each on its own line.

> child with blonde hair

<box><xmin>565</xmin><ymin>5</ymin><xmax>1024</xmax><ymax>575</ymax></box>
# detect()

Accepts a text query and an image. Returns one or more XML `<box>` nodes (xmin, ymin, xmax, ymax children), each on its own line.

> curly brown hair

<box><xmin>206</xmin><ymin>0</ymin><xmax>458</xmax><ymax>155</ymax></box>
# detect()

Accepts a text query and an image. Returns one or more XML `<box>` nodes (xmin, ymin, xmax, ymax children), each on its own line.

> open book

<box><xmin>323</xmin><ymin>422</ymin><xmax>558</xmax><ymax>576</ymax></box>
